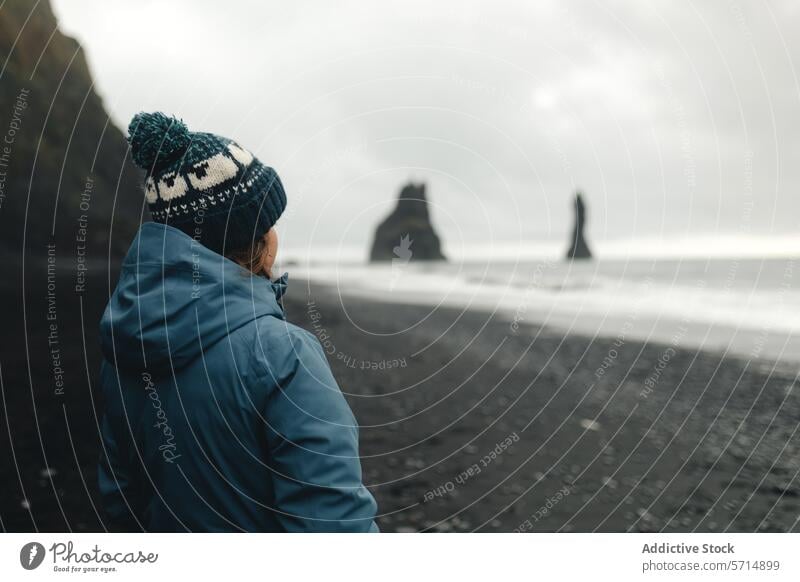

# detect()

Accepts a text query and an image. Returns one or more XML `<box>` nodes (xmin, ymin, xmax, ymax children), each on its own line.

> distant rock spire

<box><xmin>370</xmin><ymin>182</ymin><xmax>446</xmax><ymax>262</ymax></box>
<box><xmin>566</xmin><ymin>191</ymin><xmax>592</xmax><ymax>260</ymax></box>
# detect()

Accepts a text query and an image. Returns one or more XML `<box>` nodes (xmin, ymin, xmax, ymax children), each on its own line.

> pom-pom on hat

<box><xmin>127</xmin><ymin>112</ymin><xmax>286</xmax><ymax>255</ymax></box>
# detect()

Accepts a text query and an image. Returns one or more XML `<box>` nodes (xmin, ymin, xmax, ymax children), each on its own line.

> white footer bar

<box><xmin>1</xmin><ymin>533</ymin><xmax>798</xmax><ymax>581</ymax></box>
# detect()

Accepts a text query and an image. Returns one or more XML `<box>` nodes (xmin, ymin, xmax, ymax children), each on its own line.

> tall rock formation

<box><xmin>0</xmin><ymin>0</ymin><xmax>141</xmax><ymax>257</ymax></box>
<box><xmin>565</xmin><ymin>191</ymin><xmax>592</xmax><ymax>260</ymax></box>
<box><xmin>370</xmin><ymin>182</ymin><xmax>446</xmax><ymax>262</ymax></box>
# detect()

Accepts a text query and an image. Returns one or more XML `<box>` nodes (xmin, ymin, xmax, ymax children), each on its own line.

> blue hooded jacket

<box><xmin>97</xmin><ymin>222</ymin><xmax>377</xmax><ymax>532</ymax></box>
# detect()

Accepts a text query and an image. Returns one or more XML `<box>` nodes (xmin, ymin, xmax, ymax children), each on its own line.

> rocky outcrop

<box><xmin>370</xmin><ymin>182</ymin><xmax>446</xmax><ymax>262</ymax></box>
<box><xmin>0</xmin><ymin>0</ymin><xmax>141</xmax><ymax>256</ymax></box>
<box><xmin>566</xmin><ymin>191</ymin><xmax>592</xmax><ymax>260</ymax></box>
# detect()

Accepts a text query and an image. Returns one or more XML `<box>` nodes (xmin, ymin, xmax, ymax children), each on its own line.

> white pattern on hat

<box><xmin>187</xmin><ymin>152</ymin><xmax>239</xmax><ymax>191</ymax></box>
<box><xmin>227</xmin><ymin>143</ymin><xmax>253</xmax><ymax>167</ymax></box>
<box><xmin>158</xmin><ymin>171</ymin><xmax>189</xmax><ymax>201</ymax></box>
<box><xmin>144</xmin><ymin>177</ymin><xmax>158</xmax><ymax>203</ymax></box>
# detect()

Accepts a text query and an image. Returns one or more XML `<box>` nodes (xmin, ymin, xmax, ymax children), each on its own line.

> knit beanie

<box><xmin>127</xmin><ymin>112</ymin><xmax>286</xmax><ymax>255</ymax></box>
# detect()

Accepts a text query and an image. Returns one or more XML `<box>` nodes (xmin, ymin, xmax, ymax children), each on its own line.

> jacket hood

<box><xmin>100</xmin><ymin>222</ymin><xmax>287</xmax><ymax>374</ymax></box>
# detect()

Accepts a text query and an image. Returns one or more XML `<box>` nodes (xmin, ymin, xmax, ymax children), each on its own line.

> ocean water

<box><xmin>287</xmin><ymin>255</ymin><xmax>800</xmax><ymax>365</ymax></box>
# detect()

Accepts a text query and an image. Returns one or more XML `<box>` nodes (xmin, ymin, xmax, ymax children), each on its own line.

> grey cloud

<box><xmin>52</xmin><ymin>0</ymin><xmax>800</xmax><ymax>253</ymax></box>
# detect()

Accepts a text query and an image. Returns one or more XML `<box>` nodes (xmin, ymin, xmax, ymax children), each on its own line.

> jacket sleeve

<box><xmin>97</xmin><ymin>361</ymin><xmax>141</xmax><ymax>531</ymax></box>
<box><xmin>98</xmin><ymin>413</ymin><xmax>141</xmax><ymax>531</ymax></box>
<box><xmin>255</xmin><ymin>328</ymin><xmax>378</xmax><ymax>532</ymax></box>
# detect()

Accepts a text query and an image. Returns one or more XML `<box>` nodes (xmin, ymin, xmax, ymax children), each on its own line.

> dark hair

<box><xmin>227</xmin><ymin>236</ymin><xmax>269</xmax><ymax>277</ymax></box>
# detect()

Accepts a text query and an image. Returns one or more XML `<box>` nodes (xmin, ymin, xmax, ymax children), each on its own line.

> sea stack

<box><xmin>370</xmin><ymin>182</ymin><xmax>446</xmax><ymax>262</ymax></box>
<box><xmin>565</xmin><ymin>191</ymin><xmax>592</xmax><ymax>260</ymax></box>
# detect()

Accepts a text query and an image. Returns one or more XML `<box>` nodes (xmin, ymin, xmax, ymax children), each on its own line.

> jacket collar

<box><xmin>270</xmin><ymin>272</ymin><xmax>289</xmax><ymax>300</ymax></box>
<box><xmin>269</xmin><ymin>272</ymin><xmax>289</xmax><ymax>312</ymax></box>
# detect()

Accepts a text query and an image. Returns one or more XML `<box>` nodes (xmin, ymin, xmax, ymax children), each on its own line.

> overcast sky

<box><xmin>52</xmin><ymin>0</ymin><xmax>800</xmax><ymax>256</ymax></box>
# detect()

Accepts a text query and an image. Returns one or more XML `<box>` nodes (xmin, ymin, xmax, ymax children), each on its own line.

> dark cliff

<box><xmin>370</xmin><ymin>182</ymin><xmax>446</xmax><ymax>262</ymax></box>
<box><xmin>565</xmin><ymin>191</ymin><xmax>592</xmax><ymax>260</ymax></box>
<box><xmin>0</xmin><ymin>0</ymin><xmax>141</xmax><ymax>257</ymax></box>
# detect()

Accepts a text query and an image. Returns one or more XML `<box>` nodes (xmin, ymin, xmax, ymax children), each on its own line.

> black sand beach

<box><xmin>2</xmin><ymin>264</ymin><xmax>799</xmax><ymax>532</ymax></box>
<box><xmin>286</xmin><ymin>278</ymin><xmax>800</xmax><ymax>533</ymax></box>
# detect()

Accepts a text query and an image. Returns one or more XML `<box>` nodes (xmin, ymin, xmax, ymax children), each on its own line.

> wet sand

<box><xmin>286</xmin><ymin>278</ymin><xmax>800</xmax><ymax>532</ymax></box>
<box><xmin>1</xmin><ymin>264</ymin><xmax>799</xmax><ymax>532</ymax></box>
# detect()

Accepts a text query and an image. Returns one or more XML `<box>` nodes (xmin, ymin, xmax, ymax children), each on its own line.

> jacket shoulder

<box><xmin>248</xmin><ymin>316</ymin><xmax>353</xmax><ymax>423</ymax></box>
<box><xmin>247</xmin><ymin>317</ymin><xmax>330</xmax><ymax>381</ymax></box>
<box><xmin>253</xmin><ymin>316</ymin><xmax>322</xmax><ymax>353</ymax></box>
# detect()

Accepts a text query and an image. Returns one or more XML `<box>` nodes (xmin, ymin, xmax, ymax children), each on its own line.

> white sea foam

<box><xmin>285</xmin><ymin>252</ymin><xmax>800</xmax><ymax>363</ymax></box>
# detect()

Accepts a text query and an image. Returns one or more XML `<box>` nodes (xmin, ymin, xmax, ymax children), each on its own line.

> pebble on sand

<box><xmin>601</xmin><ymin>476</ymin><xmax>618</xmax><ymax>490</ymax></box>
<box><xmin>579</xmin><ymin>419</ymin><xmax>601</xmax><ymax>431</ymax></box>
